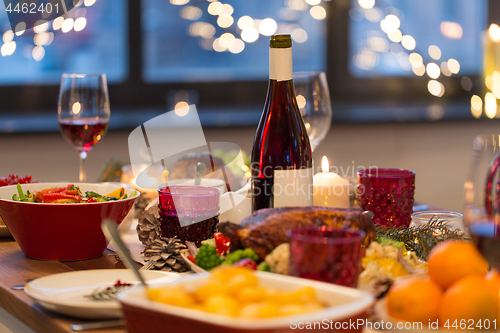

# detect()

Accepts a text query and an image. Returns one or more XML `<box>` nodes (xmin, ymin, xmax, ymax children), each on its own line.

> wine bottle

<box><xmin>251</xmin><ymin>34</ymin><xmax>313</xmax><ymax>211</ymax></box>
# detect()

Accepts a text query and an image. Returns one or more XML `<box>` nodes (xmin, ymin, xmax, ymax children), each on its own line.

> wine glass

<box><xmin>58</xmin><ymin>73</ymin><xmax>110</xmax><ymax>182</ymax></box>
<box><xmin>293</xmin><ymin>72</ymin><xmax>332</xmax><ymax>151</ymax></box>
<box><xmin>464</xmin><ymin>134</ymin><xmax>500</xmax><ymax>269</ymax></box>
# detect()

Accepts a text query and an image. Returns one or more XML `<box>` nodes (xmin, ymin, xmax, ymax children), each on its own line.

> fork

<box><xmin>139</xmin><ymin>259</ymin><xmax>157</xmax><ymax>271</ymax></box>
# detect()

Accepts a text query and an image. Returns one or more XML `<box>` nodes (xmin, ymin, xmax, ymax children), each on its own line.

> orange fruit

<box><xmin>485</xmin><ymin>269</ymin><xmax>500</xmax><ymax>295</ymax></box>
<box><xmin>439</xmin><ymin>275</ymin><xmax>499</xmax><ymax>326</ymax></box>
<box><xmin>387</xmin><ymin>277</ymin><xmax>442</xmax><ymax>323</ymax></box>
<box><xmin>427</xmin><ymin>241</ymin><xmax>488</xmax><ymax>289</ymax></box>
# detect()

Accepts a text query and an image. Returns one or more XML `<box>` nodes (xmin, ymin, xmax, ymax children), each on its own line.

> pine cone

<box><xmin>134</xmin><ymin>192</ymin><xmax>151</xmax><ymax>218</ymax></box>
<box><xmin>142</xmin><ymin>237</ymin><xmax>191</xmax><ymax>273</ymax></box>
<box><xmin>137</xmin><ymin>206</ymin><xmax>161</xmax><ymax>246</ymax></box>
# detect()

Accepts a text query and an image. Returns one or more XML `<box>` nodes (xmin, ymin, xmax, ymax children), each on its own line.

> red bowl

<box><xmin>117</xmin><ymin>272</ymin><xmax>374</xmax><ymax>333</ymax></box>
<box><xmin>0</xmin><ymin>183</ymin><xmax>139</xmax><ymax>261</ymax></box>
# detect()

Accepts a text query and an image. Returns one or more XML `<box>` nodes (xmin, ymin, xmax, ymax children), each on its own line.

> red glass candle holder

<box><xmin>158</xmin><ymin>186</ymin><xmax>220</xmax><ymax>246</ymax></box>
<box><xmin>287</xmin><ymin>227</ymin><xmax>365</xmax><ymax>288</ymax></box>
<box><xmin>357</xmin><ymin>168</ymin><xmax>415</xmax><ymax>228</ymax></box>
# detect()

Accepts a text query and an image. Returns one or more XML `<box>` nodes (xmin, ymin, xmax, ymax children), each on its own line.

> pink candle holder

<box><xmin>287</xmin><ymin>227</ymin><xmax>365</xmax><ymax>288</ymax></box>
<box><xmin>357</xmin><ymin>168</ymin><xmax>415</xmax><ymax>228</ymax></box>
<box><xmin>158</xmin><ymin>186</ymin><xmax>220</xmax><ymax>246</ymax></box>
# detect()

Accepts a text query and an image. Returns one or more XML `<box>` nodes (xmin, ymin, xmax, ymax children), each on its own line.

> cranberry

<box><xmin>1</xmin><ymin>174</ymin><xmax>34</xmax><ymax>186</ymax></box>
<box><xmin>0</xmin><ymin>178</ymin><xmax>8</xmax><ymax>187</ymax></box>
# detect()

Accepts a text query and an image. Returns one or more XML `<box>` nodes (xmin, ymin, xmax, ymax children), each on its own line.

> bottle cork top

<box><xmin>270</xmin><ymin>34</ymin><xmax>292</xmax><ymax>48</ymax></box>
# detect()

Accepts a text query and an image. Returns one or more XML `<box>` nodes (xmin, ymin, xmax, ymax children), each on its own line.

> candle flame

<box><xmin>72</xmin><ymin>102</ymin><xmax>81</xmax><ymax>115</ymax></box>
<box><xmin>321</xmin><ymin>156</ymin><xmax>329</xmax><ymax>173</ymax></box>
<box><xmin>163</xmin><ymin>170</ymin><xmax>169</xmax><ymax>183</ymax></box>
<box><xmin>489</xmin><ymin>24</ymin><xmax>500</xmax><ymax>43</ymax></box>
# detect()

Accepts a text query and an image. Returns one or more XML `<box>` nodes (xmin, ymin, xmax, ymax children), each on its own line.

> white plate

<box><xmin>24</xmin><ymin>269</ymin><xmax>179</xmax><ymax>319</ymax></box>
<box><xmin>179</xmin><ymin>249</ymin><xmax>207</xmax><ymax>274</ymax></box>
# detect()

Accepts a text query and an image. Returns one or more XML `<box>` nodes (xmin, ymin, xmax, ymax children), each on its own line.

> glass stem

<box><xmin>79</xmin><ymin>151</ymin><xmax>88</xmax><ymax>182</ymax></box>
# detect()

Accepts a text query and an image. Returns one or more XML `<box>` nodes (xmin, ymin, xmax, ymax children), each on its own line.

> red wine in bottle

<box><xmin>251</xmin><ymin>34</ymin><xmax>313</xmax><ymax>211</ymax></box>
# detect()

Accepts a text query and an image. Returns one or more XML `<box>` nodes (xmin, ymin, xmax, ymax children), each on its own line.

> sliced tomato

<box><xmin>214</xmin><ymin>232</ymin><xmax>231</xmax><ymax>256</ymax></box>
<box><xmin>35</xmin><ymin>192</ymin><xmax>81</xmax><ymax>203</ymax></box>
<box><xmin>43</xmin><ymin>187</ymin><xmax>67</xmax><ymax>193</ymax></box>
<box><xmin>233</xmin><ymin>258</ymin><xmax>258</xmax><ymax>270</ymax></box>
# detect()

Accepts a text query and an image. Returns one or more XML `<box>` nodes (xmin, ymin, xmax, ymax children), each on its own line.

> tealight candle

<box><xmin>131</xmin><ymin>177</ymin><xmax>158</xmax><ymax>202</ymax></box>
<box><xmin>122</xmin><ymin>164</ymin><xmax>167</xmax><ymax>202</ymax></box>
<box><xmin>313</xmin><ymin>156</ymin><xmax>349</xmax><ymax>208</ymax></box>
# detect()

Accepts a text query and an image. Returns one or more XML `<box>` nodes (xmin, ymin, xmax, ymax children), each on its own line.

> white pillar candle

<box><xmin>313</xmin><ymin>156</ymin><xmax>350</xmax><ymax>208</ymax></box>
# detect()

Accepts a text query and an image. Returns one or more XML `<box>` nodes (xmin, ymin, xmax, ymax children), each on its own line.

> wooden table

<box><xmin>0</xmin><ymin>205</ymin><xmax>444</xmax><ymax>333</ymax></box>
<box><xmin>0</xmin><ymin>237</ymin><xmax>130</xmax><ymax>333</ymax></box>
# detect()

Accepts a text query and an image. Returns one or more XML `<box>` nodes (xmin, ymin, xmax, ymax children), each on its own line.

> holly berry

<box><xmin>0</xmin><ymin>177</ymin><xmax>8</xmax><ymax>187</ymax></box>
<box><xmin>0</xmin><ymin>174</ymin><xmax>35</xmax><ymax>187</ymax></box>
<box><xmin>8</xmin><ymin>174</ymin><xmax>19</xmax><ymax>185</ymax></box>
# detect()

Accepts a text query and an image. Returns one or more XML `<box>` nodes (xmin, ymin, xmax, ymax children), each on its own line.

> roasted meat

<box><xmin>219</xmin><ymin>207</ymin><xmax>376</xmax><ymax>260</ymax></box>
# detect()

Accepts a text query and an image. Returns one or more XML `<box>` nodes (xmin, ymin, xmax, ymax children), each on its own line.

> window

<box><xmin>327</xmin><ymin>0</ymin><xmax>488</xmax><ymax>103</ymax></box>
<box><xmin>0</xmin><ymin>0</ymin><xmax>492</xmax><ymax>117</ymax></box>
<box><xmin>349</xmin><ymin>0</ymin><xmax>487</xmax><ymax>77</ymax></box>
<box><xmin>0</xmin><ymin>0</ymin><xmax>127</xmax><ymax>84</ymax></box>
<box><xmin>142</xmin><ymin>0</ymin><xmax>325</xmax><ymax>83</ymax></box>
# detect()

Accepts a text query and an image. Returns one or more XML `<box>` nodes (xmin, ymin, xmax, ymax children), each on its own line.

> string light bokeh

<box><xmin>351</xmin><ymin>0</ymin><xmax>465</xmax><ymax>99</ymax></box>
<box><xmin>0</xmin><ymin>0</ymin><xmax>493</xmax><ymax>120</ymax></box>
<box><xmin>1</xmin><ymin>0</ymin><xmax>94</xmax><ymax>61</ymax></box>
<box><xmin>350</xmin><ymin>0</ymin><xmax>500</xmax><ymax>120</ymax></box>
<box><xmin>171</xmin><ymin>0</ymin><xmax>328</xmax><ymax>54</ymax></box>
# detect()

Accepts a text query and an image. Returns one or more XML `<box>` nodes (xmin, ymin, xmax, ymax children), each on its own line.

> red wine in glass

<box><xmin>59</xmin><ymin>118</ymin><xmax>109</xmax><ymax>152</ymax></box>
<box><xmin>58</xmin><ymin>73</ymin><xmax>110</xmax><ymax>182</ymax></box>
<box><xmin>464</xmin><ymin>135</ymin><xmax>500</xmax><ymax>270</ymax></box>
<box><xmin>470</xmin><ymin>222</ymin><xmax>500</xmax><ymax>270</ymax></box>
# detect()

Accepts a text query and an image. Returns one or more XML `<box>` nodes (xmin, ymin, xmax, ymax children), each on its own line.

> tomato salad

<box><xmin>11</xmin><ymin>184</ymin><xmax>136</xmax><ymax>203</ymax></box>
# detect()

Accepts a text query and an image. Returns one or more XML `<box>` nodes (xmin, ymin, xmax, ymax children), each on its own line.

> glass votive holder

<box><xmin>286</xmin><ymin>227</ymin><xmax>365</xmax><ymax>288</ymax></box>
<box><xmin>357</xmin><ymin>168</ymin><xmax>415</xmax><ymax>228</ymax></box>
<box><xmin>411</xmin><ymin>211</ymin><xmax>464</xmax><ymax>232</ymax></box>
<box><xmin>158</xmin><ymin>186</ymin><xmax>220</xmax><ymax>246</ymax></box>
